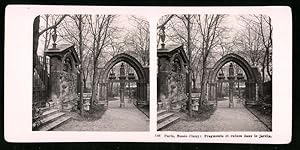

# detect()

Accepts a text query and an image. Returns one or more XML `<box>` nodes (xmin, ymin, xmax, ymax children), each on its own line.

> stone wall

<box><xmin>59</xmin><ymin>71</ymin><xmax>78</xmax><ymax>112</ymax></box>
<box><xmin>158</xmin><ymin>55</ymin><xmax>188</xmax><ymax>112</ymax></box>
<box><xmin>46</xmin><ymin>45</ymin><xmax>80</xmax><ymax>112</ymax></box>
<box><xmin>168</xmin><ymin>72</ymin><xmax>187</xmax><ymax>111</ymax></box>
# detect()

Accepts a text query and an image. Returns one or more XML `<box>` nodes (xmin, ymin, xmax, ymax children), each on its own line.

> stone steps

<box><xmin>157</xmin><ymin>109</ymin><xmax>167</xmax><ymax>116</ymax></box>
<box><xmin>41</xmin><ymin>108</ymin><xmax>59</xmax><ymax>118</ymax></box>
<box><xmin>157</xmin><ymin>115</ymin><xmax>180</xmax><ymax>131</ymax></box>
<box><xmin>35</xmin><ymin>106</ymin><xmax>72</xmax><ymax>131</ymax></box>
<box><xmin>39</xmin><ymin>116</ymin><xmax>72</xmax><ymax>131</ymax></box>
<box><xmin>157</xmin><ymin>109</ymin><xmax>180</xmax><ymax>131</ymax></box>
<box><xmin>157</xmin><ymin>113</ymin><xmax>174</xmax><ymax>123</ymax></box>
<box><xmin>40</xmin><ymin>112</ymin><xmax>65</xmax><ymax>124</ymax></box>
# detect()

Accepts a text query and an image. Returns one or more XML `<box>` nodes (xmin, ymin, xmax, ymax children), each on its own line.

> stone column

<box><xmin>143</xmin><ymin>82</ymin><xmax>147</xmax><ymax>104</ymax></box>
<box><xmin>119</xmin><ymin>63</ymin><xmax>126</xmax><ymax>108</ymax></box>
<box><xmin>128</xmin><ymin>82</ymin><xmax>131</xmax><ymax>98</ymax></box>
<box><xmin>229</xmin><ymin>81</ymin><xmax>234</xmax><ymax>108</ymax></box>
<box><xmin>208</xmin><ymin>83</ymin><xmax>212</xmax><ymax>101</ymax></box>
<box><xmin>246</xmin><ymin>82</ymin><xmax>256</xmax><ymax>105</ymax></box>
<box><xmin>256</xmin><ymin>83</ymin><xmax>259</xmax><ymax>102</ymax></box>
<box><xmin>49</xmin><ymin>57</ymin><xmax>63</xmax><ymax>110</ymax></box>
<box><xmin>158</xmin><ymin>71</ymin><xmax>169</xmax><ymax>108</ymax></box>
<box><xmin>105</xmin><ymin>82</ymin><xmax>108</xmax><ymax>107</ymax></box>
<box><xmin>209</xmin><ymin>83</ymin><xmax>217</xmax><ymax>105</ymax></box>
<box><xmin>136</xmin><ymin>82</ymin><xmax>140</xmax><ymax>104</ymax></box>
<box><xmin>120</xmin><ymin>81</ymin><xmax>125</xmax><ymax>107</ymax></box>
<box><xmin>214</xmin><ymin>83</ymin><xmax>218</xmax><ymax>103</ymax></box>
<box><xmin>99</xmin><ymin>82</ymin><xmax>106</xmax><ymax>105</ymax></box>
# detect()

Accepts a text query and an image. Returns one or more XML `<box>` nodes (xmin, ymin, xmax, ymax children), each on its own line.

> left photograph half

<box><xmin>32</xmin><ymin>14</ymin><xmax>150</xmax><ymax>131</ymax></box>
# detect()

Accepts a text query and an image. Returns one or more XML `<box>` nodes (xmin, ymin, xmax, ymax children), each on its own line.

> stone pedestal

<box><xmin>229</xmin><ymin>81</ymin><xmax>234</xmax><ymax>108</ymax></box>
<box><xmin>120</xmin><ymin>82</ymin><xmax>125</xmax><ymax>108</ymax></box>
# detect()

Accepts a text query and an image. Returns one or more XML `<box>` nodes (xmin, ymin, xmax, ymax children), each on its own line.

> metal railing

<box><xmin>33</xmin><ymin>56</ymin><xmax>50</xmax><ymax>108</ymax></box>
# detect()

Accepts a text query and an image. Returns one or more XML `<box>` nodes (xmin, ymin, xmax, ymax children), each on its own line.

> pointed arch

<box><xmin>208</xmin><ymin>53</ymin><xmax>259</xmax><ymax>83</ymax></box>
<box><xmin>99</xmin><ymin>53</ymin><xmax>146</xmax><ymax>83</ymax></box>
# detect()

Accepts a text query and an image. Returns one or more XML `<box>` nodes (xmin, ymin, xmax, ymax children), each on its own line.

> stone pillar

<box><xmin>158</xmin><ymin>71</ymin><xmax>169</xmax><ymax>108</ymax></box>
<box><xmin>99</xmin><ymin>82</ymin><xmax>106</xmax><ymax>105</ymax></box>
<box><xmin>207</xmin><ymin>82</ymin><xmax>217</xmax><ymax>105</ymax></box>
<box><xmin>136</xmin><ymin>82</ymin><xmax>139</xmax><ymax>104</ymax></box>
<box><xmin>214</xmin><ymin>83</ymin><xmax>218</xmax><ymax>103</ymax></box>
<box><xmin>105</xmin><ymin>82</ymin><xmax>109</xmax><ymax>107</ymax></box>
<box><xmin>128</xmin><ymin>82</ymin><xmax>131</xmax><ymax>98</ymax></box>
<box><xmin>238</xmin><ymin>81</ymin><xmax>240</xmax><ymax>98</ymax></box>
<box><xmin>228</xmin><ymin>63</ymin><xmax>235</xmax><ymax>108</ymax></box>
<box><xmin>229</xmin><ymin>81</ymin><xmax>234</xmax><ymax>108</ymax></box>
<box><xmin>246</xmin><ymin>82</ymin><xmax>256</xmax><ymax>105</ymax></box>
<box><xmin>119</xmin><ymin>63</ymin><xmax>126</xmax><ymax>108</ymax></box>
<box><xmin>208</xmin><ymin>83</ymin><xmax>212</xmax><ymax>101</ymax></box>
<box><xmin>256</xmin><ymin>83</ymin><xmax>259</xmax><ymax>102</ymax></box>
<box><xmin>49</xmin><ymin>57</ymin><xmax>63</xmax><ymax>110</ymax></box>
<box><xmin>143</xmin><ymin>82</ymin><xmax>147</xmax><ymax>103</ymax></box>
<box><xmin>120</xmin><ymin>81</ymin><xmax>125</xmax><ymax>107</ymax></box>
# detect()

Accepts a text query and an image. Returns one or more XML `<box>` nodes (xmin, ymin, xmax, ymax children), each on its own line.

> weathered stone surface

<box><xmin>157</xmin><ymin>45</ymin><xmax>188</xmax><ymax>112</ymax></box>
<box><xmin>46</xmin><ymin>45</ymin><xmax>79</xmax><ymax>112</ymax></box>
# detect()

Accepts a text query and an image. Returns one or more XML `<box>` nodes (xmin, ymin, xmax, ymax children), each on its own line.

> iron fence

<box><xmin>33</xmin><ymin>55</ymin><xmax>50</xmax><ymax>108</ymax></box>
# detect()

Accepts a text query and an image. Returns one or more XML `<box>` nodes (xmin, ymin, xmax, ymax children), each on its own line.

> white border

<box><xmin>4</xmin><ymin>5</ymin><xmax>292</xmax><ymax>143</ymax></box>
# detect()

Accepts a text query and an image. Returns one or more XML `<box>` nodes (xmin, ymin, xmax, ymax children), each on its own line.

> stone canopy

<box><xmin>157</xmin><ymin>44</ymin><xmax>189</xmax><ymax>66</ymax></box>
<box><xmin>45</xmin><ymin>44</ymin><xmax>80</xmax><ymax>65</ymax></box>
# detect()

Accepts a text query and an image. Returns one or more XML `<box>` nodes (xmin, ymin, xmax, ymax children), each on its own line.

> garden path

<box><xmin>54</xmin><ymin>98</ymin><xmax>149</xmax><ymax>131</ymax></box>
<box><xmin>162</xmin><ymin>97</ymin><xmax>270</xmax><ymax>131</ymax></box>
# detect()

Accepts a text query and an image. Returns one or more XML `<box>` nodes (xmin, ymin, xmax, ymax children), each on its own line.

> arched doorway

<box><xmin>207</xmin><ymin>53</ymin><xmax>261</xmax><ymax>106</ymax></box>
<box><xmin>98</xmin><ymin>53</ymin><xmax>148</xmax><ymax>107</ymax></box>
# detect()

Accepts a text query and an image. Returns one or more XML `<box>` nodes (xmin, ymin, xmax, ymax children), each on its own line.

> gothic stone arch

<box><xmin>207</xmin><ymin>53</ymin><xmax>261</xmax><ymax>105</ymax></box>
<box><xmin>98</xmin><ymin>53</ymin><xmax>148</xmax><ymax>106</ymax></box>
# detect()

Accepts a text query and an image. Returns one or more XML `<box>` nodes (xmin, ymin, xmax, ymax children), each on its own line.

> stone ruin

<box><xmin>45</xmin><ymin>44</ymin><xmax>80</xmax><ymax>112</ymax></box>
<box><xmin>157</xmin><ymin>44</ymin><xmax>189</xmax><ymax>112</ymax></box>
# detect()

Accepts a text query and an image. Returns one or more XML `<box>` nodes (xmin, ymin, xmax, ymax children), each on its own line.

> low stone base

<box><xmin>157</xmin><ymin>102</ymin><xmax>163</xmax><ymax>111</ymax></box>
<box><xmin>62</xmin><ymin>103</ymin><xmax>73</xmax><ymax>112</ymax></box>
<box><xmin>120</xmin><ymin>102</ymin><xmax>125</xmax><ymax>108</ymax></box>
<box><xmin>171</xmin><ymin>103</ymin><xmax>181</xmax><ymax>112</ymax></box>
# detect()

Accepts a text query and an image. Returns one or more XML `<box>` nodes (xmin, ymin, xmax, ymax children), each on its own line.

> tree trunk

<box><xmin>78</xmin><ymin>15</ymin><xmax>84</xmax><ymax>116</ymax></box>
<box><xmin>186</xmin><ymin>15</ymin><xmax>192</xmax><ymax>117</ymax></box>
<box><xmin>266</xmin><ymin>48</ymin><xmax>272</xmax><ymax>80</ymax></box>
<box><xmin>192</xmin><ymin>78</ymin><xmax>196</xmax><ymax>90</ymax></box>
<box><xmin>198</xmin><ymin>64</ymin><xmax>206</xmax><ymax>108</ymax></box>
<box><xmin>90</xmin><ymin>62</ymin><xmax>98</xmax><ymax>107</ymax></box>
<box><xmin>33</xmin><ymin>16</ymin><xmax>40</xmax><ymax>69</ymax></box>
<box><xmin>110</xmin><ymin>82</ymin><xmax>114</xmax><ymax>97</ymax></box>
<box><xmin>83</xmin><ymin>78</ymin><xmax>87</xmax><ymax>91</ymax></box>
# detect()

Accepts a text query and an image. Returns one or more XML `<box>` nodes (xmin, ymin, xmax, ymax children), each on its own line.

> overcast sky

<box><xmin>37</xmin><ymin>15</ymin><xmax>146</xmax><ymax>55</ymax></box>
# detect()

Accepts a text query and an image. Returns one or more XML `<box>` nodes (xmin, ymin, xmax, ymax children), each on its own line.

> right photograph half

<box><xmin>156</xmin><ymin>14</ymin><xmax>272</xmax><ymax>132</ymax></box>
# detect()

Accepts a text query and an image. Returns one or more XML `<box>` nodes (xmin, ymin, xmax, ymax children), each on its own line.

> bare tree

<box><xmin>33</xmin><ymin>15</ymin><xmax>67</xmax><ymax>87</ymax></box>
<box><xmin>87</xmin><ymin>15</ymin><xmax>117</xmax><ymax>105</ymax></box>
<box><xmin>239</xmin><ymin>15</ymin><xmax>273</xmax><ymax>82</ymax></box>
<box><xmin>124</xmin><ymin>16</ymin><xmax>150</xmax><ymax>66</ymax></box>
<box><xmin>195</xmin><ymin>15</ymin><xmax>227</xmax><ymax>107</ymax></box>
<box><xmin>158</xmin><ymin>14</ymin><xmax>227</xmax><ymax>114</ymax></box>
<box><xmin>40</xmin><ymin>15</ymin><xmax>51</xmax><ymax>52</ymax></box>
<box><xmin>59</xmin><ymin>15</ymin><xmax>91</xmax><ymax>92</ymax></box>
<box><xmin>233</xmin><ymin>22</ymin><xmax>264</xmax><ymax>67</ymax></box>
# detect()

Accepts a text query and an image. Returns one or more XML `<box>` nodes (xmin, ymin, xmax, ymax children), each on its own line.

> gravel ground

<box><xmin>163</xmin><ymin>97</ymin><xmax>270</xmax><ymax>132</ymax></box>
<box><xmin>54</xmin><ymin>98</ymin><xmax>149</xmax><ymax>131</ymax></box>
